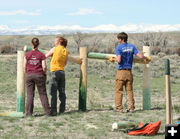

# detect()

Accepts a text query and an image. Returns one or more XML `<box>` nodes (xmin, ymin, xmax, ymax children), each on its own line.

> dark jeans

<box><xmin>25</xmin><ymin>73</ymin><xmax>51</xmax><ymax>116</ymax></box>
<box><xmin>49</xmin><ymin>71</ymin><xmax>66</xmax><ymax>114</ymax></box>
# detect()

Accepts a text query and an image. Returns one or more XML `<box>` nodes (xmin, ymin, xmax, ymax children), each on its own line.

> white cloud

<box><xmin>67</xmin><ymin>8</ymin><xmax>103</xmax><ymax>16</ymax></box>
<box><xmin>1</xmin><ymin>24</ymin><xmax>180</xmax><ymax>35</ymax></box>
<box><xmin>0</xmin><ymin>9</ymin><xmax>41</xmax><ymax>16</ymax></box>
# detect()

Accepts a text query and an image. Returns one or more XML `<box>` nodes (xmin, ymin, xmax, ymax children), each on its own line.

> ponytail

<box><xmin>31</xmin><ymin>37</ymin><xmax>40</xmax><ymax>49</ymax></box>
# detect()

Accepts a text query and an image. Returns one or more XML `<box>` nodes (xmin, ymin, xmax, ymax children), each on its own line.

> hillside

<box><xmin>0</xmin><ymin>32</ymin><xmax>180</xmax><ymax>55</ymax></box>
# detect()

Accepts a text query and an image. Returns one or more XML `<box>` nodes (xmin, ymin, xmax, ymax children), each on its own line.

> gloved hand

<box><xmin>144</xmin><ymin>56</ymin><xmax>151</xmax><ymax>63</ymax></box>
<box><xmin>146</xmin><ymin>56</ymin><xmax>151</xmax><ymax>62</ymax></box>
<box><xmin>109</xmin><ymin>57</ymin><xmax>115</xmax><ymax>62</ymax></box>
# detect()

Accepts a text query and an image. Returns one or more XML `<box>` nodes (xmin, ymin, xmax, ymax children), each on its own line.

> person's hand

<box><xmin>146</xmin><ymin>56</ymin><xmax>151</xmax><ymax>62</ymax></box>
<box><xmin>109</xmin><ymin>57</ymin><xmax>115</xmax><ymax>62</ymax></box>
<box><xmin>144</xmin><ymin>56</ymin><xmax>151</xmax><ymax>63</ymax></box>
<box><xmin>80</xmin><ymin>58</ymin><xmax>83</xmax><ymax>64</ymax></box>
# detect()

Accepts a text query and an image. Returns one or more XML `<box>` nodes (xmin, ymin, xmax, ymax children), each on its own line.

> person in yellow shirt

<box><xmin>46</xmin><ymin>36</ymin><xmax>68</xmax><ymax>116</ymax></box>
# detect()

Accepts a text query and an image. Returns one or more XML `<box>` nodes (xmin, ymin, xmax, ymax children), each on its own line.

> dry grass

<box><xmin>0</xmin><ymin>53</ymin><xmax>180</xmax><ymax>138</ymax></box>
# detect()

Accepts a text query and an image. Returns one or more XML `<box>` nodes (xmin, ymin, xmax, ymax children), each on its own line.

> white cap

<box><xmin>112</xmin><ymin>122</ymin><xmax>118</xmax><ymax>131</ymax></box>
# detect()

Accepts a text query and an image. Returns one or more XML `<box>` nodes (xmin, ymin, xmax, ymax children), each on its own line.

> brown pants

<box><xmin>25</xmin><ymin>74</ymin><xmax>51</xmax><ymax>116</ymax></box>
<box><xmin>115</xmin><ymin>70</ymin><xmax>135</xmax><ymax>111</ymax></box>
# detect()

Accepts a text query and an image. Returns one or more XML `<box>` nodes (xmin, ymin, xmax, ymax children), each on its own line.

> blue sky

<box><xmin>0</xmin><ymin>0</ymin><xmax>180</xmax><ymax>34</ymax></box>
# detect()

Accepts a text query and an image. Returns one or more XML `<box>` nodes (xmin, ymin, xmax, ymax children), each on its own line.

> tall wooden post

<box><xmin>79</xmin><ymin>47</ymin><xmax>87</xmax><ymax>111</ymax></box>
<box><xmin>165</xmin><ymin>59</ymin><xmax>172</xmax><ymax>124</ymax></box>
<box><xmin>142</xmin><ymin>46</ymin><xmax>151</xmax><ymax>110</ymax></box>
<box><xmin>17</xmin><ymin>51</ymin><xmax>25</xmax><ymax>113</ymax></box>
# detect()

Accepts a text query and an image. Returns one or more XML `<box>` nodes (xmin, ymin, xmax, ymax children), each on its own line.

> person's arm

<box><xmin>115</xmin><ymin>55</ymin><xmax>121</xmax><ymax>63</ymax></box>
<box><xmin>65</xmin><ymin>53</ymin><xmax>69</xmax><ymax>65</ymax></box>
<box><xmin>42</xmin><ymin>60</ymin><xmax>47</xmax><ymax>74</ymax></box>
<box><xmin>24</xmin><ymin>57</ymin><xmax>27</xmax><ymax>73</ymax></box>
<box><xmin>136</xmin><ymin>52</ymin><xmax>146</xmax><ymax>59</ymax></box>
<box><xmin>136</xmin><ymin>52</ymin><xmax>151</xmax><ymax>62</ymax></box>
<box><xmin>45</xmin><ymin>47</ymin><xmax>54</xmax><ymax>58</ymax></box>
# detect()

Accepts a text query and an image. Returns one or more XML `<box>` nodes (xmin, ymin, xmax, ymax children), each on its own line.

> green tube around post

<box><xmin>143</xmin><ymin>88</ymin><xmax>151</xmax><ymax>110</ymax></box>
<box><xmin>79</xmin><ymin>71</ymin><xmax>86</xmax><ymax>111</ymax></box>
<box><xmin>165</xmin><ymin>59</ymin><xmax>170</xmax><ymax>75</ymax></box>
<box><xmin>17</xmin><ymin>93</ymin><xmax>25</xmax><ymax>112</ymax></box>
<box><xmin>88</xmin><ymin>52</ymin><xmax>113</xmax><ymax>60</ymax></box>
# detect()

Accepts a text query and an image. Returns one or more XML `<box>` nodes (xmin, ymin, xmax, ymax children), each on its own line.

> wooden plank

<box><xmin>24</xmin><ymin>45</ymin><xmax>82</xmax><ymax>64</ymax></box>
<box><xmin>88</xmin><ymin>52</ymin><xmax>150</xmax><ymax>64</ymax></box>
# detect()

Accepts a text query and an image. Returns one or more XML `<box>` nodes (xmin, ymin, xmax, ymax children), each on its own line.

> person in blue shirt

<box><xmin>111</xmin><ymin>32</ymin><xmax>150</xmax><ymax>113</ymax></box>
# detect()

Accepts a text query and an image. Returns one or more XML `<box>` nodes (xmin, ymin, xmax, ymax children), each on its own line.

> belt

<box><xmin>119</xmin><ymin>68</ymin><xmax>131</xmax><ymax>71</ymax></box>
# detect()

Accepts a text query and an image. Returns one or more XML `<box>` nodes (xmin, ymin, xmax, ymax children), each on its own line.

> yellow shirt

<box><xmin>50</xmin><ymin>45</ymin><xmax>68</xmax><ymax>72</ymax></box>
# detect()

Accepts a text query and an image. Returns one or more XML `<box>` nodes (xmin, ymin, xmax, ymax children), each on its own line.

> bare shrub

<box><xmin>158</xmin><ymin>52</ymin><xmax>166</xmax><ymax>58</ymax></box>
<box><xmin>131</xmin><ymin>32</ymin><xmax>169</xmax><ymax>52</ymax></box>
<box><xmin>164</xmin><ymin>48</ymin><xmax>175</xmax><ymax>55</ymax></box>
<box><xmin>151</xmin><ymin>47</ymin><xmax>161</xmax><ymax>55</ymax></box>
<box><xmin>89</xmin><ymin>46</ymin><xmax>99</xmax><ymax>52</ymax></box>
<box><xmin>106</xmin><ymin>47</ymin><xmax>114</xmax><ymax>54</ymax></box>
<box><xmin>91</xmin><ymin>35</ymin><xmax>103</xmax><ymax>48</ymax></box>
<box><xmin>0</xmin><ymin>45</ymin><xmax>15</xmax><ymax>54</ymax></box>
<box><xmin>102</xmin><ymin>46</ymin><xmax>114</xmax><ymax>54</ymax></box>
<box><xmin>176</xmin><ymin>48</ymin><xmax>180</xmax><ymax>56</ymax></box>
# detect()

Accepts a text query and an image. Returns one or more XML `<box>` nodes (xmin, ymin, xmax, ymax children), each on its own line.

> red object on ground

<box><xmin>128</xmin><ymin>121</ymin><xmax>161</xmax><ymax>136</ymax></box>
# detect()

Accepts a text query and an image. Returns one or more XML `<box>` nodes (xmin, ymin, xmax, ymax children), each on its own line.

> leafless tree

<box><xmin>138</xmin><ymin>32</ymin><xmax>168</xmax><ymax>49</ymax></box>
<box><xmin>88</xmin><ymin>35</ymin><xmax>103</xmax><ymax>52</ymax></box>
<box><xmin>105</xmin><ymin>33</ymin><xmax>118</xmax><ymax>53</ymax></box>
<box><xmin>72</xmin><ymin>32</ymin><xmax>86</xmax><ymax>52</ymax></box>
<box><xmin>107</xmin><ymin>33</ymin><xmax>118</xmax><ymax>48</ymax></box>
<box><xmin>92</xmin><ymin>35</ymin><xmax>102</xmax><ymax>48</ymax></box>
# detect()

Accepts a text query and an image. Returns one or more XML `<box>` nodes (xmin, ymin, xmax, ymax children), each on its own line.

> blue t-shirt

<box><xmin>116</xmin><ymin>43</ymin><xmax>138</xmax><ymax>70</ymax></box>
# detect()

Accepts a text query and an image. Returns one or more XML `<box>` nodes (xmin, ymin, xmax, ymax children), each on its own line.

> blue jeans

<box><xmin>49</xmin><ymin>71</ymin><xmax>66</xmax><ymax>114</ymax></box>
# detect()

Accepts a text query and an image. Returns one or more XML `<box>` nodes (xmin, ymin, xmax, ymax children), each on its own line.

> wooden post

<box><xmin>142</xmin><ymin>46</ymin><xmax>151</xmax><ymax>110</ymax></box>
<box><xmin>79</xmin><ymin>47</ymin><xmax>87</xmax><ymax>111</ymax></box>
<box><xmin>165</xmin><ymin>59</ymin><xmax>172</xmax><ymax>124</ymax></box>
<box><xmin>17</xmin><ymin>51</ymin><xmax>25</xmax><ymax>113</ymax></box>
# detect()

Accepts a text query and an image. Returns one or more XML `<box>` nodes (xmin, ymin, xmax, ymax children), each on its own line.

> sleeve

<box><xmin>116</xmin><ymin>46</ymin><xmax>122</xmax><ymax>56</ymax></box>
<box><xmin>133</xmin><ymin>45</ymin><xmax>139</xmax><ymax>55</ymax></box>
